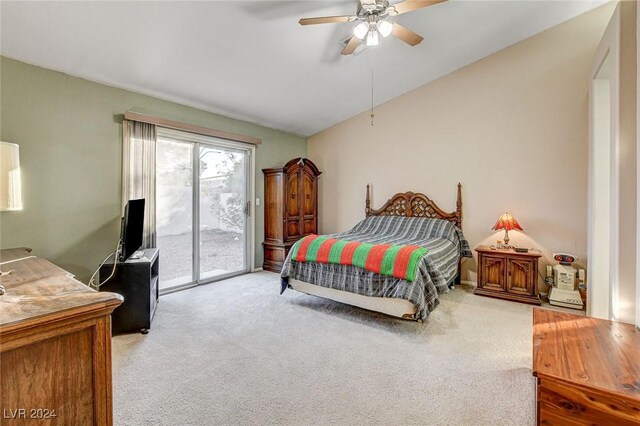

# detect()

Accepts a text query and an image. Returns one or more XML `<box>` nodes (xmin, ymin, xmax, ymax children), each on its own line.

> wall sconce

<box><xmin>0</xmin><ymin>142</ymin><xmax>23</xmax><ymax>211</ymax></box>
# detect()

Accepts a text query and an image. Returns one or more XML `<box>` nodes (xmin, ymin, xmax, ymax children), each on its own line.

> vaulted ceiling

<box><xmin>1</xmin><ymin>1</ymin><xmax>606</xmax><ymax>136</ymax></box>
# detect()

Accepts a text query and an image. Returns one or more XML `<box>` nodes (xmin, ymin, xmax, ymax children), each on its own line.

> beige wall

<box><xmin>308</xmin><ymin>4</ymin><xmax>616</xmax><ymax>288</ymax></box>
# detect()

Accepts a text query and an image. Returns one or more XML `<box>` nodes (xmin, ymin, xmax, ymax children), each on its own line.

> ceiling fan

<box><xmin>298</xmin><ymin>0</ymin><xmax>447</xmax><ymax>55</ymax></box>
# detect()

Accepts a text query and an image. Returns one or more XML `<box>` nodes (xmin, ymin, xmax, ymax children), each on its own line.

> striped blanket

<box><xmin>281</xmin><ymin>216</ymin><xmax>472</xmax><ymax>320</ymax></box>
<box><xmin>291</xmin><ymin>235</ymin><xmax>428</xmax><ymax>282</ymax></box>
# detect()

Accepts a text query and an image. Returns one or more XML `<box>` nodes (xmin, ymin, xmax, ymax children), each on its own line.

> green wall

<box><xmin>0</xmin><ymin>57</ymin><xmax>307</xmax><ymax>281</ymax></box>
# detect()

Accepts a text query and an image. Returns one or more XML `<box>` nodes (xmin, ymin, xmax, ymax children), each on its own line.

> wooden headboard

<box><xmin>365</xmin><ymin>183</ymin><xmax>462</xmax><ymax>229</ymax></box>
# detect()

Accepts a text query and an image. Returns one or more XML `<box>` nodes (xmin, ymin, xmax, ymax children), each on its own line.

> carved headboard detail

<box><xmin>365</xmin><ymin>183</ymin><xmax>462</xmax><ymax>229</ymax></box>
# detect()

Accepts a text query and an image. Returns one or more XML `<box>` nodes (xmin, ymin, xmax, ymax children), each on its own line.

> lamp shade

<box><xmin>377</xmin><ymin>20</ymin><xmax>393</xmax><ymax>38</ymax></box>
<box><xmin>366</xmin><ymin>30</ymin><xmax>379</xmax><ymax>46</ymax></box>
<box><xmin>0</xmin><ymin>142</ymin><xmax>23</xmax><ymax>211</ymax></box>
<box><xmin>492</xmin><ymin>212</ymin><xmax>522</xmax><ymax>231</ymax></box>
<box><xmin>353</xmin><ymin>22</ymin><xmax>368</xmax><ymax>40</ymax></box>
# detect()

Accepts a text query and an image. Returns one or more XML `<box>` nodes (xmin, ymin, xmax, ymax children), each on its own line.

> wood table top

<box><xmin>1</xmin><ymin>247</ymin><xmax>35</xmax><ymax>262</ymax></box>
<box><xmin>533</xmin><ymin>308</ymin><xmax>640</xmax><ymax>399</ymax></box>
<box><xmin>475</xmin><ymin>245</ymin><xmax>542</xmax><ymax>257</ymax></box>
<box><xmin>0</xmin><ymin>248</ymin><xmax>122</xmax><ymax>332</ymax></box>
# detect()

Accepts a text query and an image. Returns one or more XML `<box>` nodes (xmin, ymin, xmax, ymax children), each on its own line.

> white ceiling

<box><xmin>1</xmin><ymin>1</ymin><xmax>606</xmax><ymax>137</ymax></box>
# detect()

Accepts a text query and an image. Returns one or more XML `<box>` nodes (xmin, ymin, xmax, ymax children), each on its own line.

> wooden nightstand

<box><xmin>475</xmin><ymin>245</ymin><xmax>541</xmax><ymax>305</ymax></box>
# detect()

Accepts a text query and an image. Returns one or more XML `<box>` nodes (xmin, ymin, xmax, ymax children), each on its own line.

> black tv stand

<box><xmin>99</xmin><ymin>248</ymin><xmax>159</xmax><ymax>335</ymax></box>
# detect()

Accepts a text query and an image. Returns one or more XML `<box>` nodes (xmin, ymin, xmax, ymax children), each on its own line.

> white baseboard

<box><xmin>459</xmin><ymin>280</ymin><xmax>476</xmax><ymax>286</ymax></box>
<box><xmin>251</xmin><ymin>267</ymin><xmax>263</xmax><ymax>272</ymax></box>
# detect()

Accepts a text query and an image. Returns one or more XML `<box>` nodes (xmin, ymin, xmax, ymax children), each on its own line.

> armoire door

<box><xmin>301</xmin><ymin>167</ymin><xmax>317</xmax><ymax>236</ymax></box>
<box><xmin>286</xmin><ymin>169</ymin><xmax>301</xmax><ymax>241</ymax></box>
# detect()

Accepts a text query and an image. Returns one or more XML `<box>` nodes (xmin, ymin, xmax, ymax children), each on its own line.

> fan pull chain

<box><xmin>370</xmin><ymin>47</ymin><xmax>375</xmax><ymax>126</ymax></box>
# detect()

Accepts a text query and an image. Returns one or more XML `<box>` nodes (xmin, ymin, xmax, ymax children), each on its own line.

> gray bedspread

<box><xmin>281</xmin><ymin>216</ymin><xmax>472</xmax><ymax>320</ymax></box>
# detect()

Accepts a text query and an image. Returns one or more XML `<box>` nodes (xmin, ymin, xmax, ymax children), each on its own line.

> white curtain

<box><xmin>122</xmin><ymin>119</ymin><xmax>157</xmax><ymax>248</ymax></box>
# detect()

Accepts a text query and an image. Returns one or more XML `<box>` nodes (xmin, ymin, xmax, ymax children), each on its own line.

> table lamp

<box><xmin>1</xmin><ymin>142</ymin><xmax>23</xmax><ymax>211</ymax></box>
<box><xmin>492</xmin><ymin>212</ymin><xmax>522</xmax><ymax>248</ymax></box>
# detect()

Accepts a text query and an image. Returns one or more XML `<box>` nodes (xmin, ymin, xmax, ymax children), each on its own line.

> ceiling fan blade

<box><xmin>387</xmin><ymin>0</ymin><xmax>447</xmax><ymax>16</ymax></box>
<box><xmin>298</xmin><ymin>15</ymin><xmax>357</xmax><ymax>25</ymax></box>
<box><xmin>360</xmin><ymin>0</ymin><xmax>377</xmax><ymax>6</ymax></box>
<box><xmin>391</xmin><ymin>23</ymin><xmax>424</xmax><ymax>46</ymax></box>
<box><xmin>341</xmin><ymin>36</ymin><xmax>362</xmax><ymax>55</ymax></box>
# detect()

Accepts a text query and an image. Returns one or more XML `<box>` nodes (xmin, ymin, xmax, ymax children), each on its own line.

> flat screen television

<box><xmin>120</xmin><ymin>198</ymin><xmax>145</xmax><ymax>262</ymax></box>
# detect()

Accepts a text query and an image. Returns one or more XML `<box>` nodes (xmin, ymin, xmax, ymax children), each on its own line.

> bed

<box><xmin>280</xmin><ymin>184</ymin><xmax>472</xmax><ymax>321</ymax></box>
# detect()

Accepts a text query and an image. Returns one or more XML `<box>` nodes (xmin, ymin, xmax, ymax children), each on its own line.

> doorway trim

<box><xmin>636</xmin><ymin>0</ymin><xmax>640</xmax><ymax>329</ymax></box>
<box><xmin>588</xmin><ymin>6</ymin><xmax>620</xmax><ymax>320</ymax></box>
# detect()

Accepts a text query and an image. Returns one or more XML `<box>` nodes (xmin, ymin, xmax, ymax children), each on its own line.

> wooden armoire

<box><xmin>262</xmin><ymin>158</ymin><xmax>321</xmax><ymax>272</ymax></box>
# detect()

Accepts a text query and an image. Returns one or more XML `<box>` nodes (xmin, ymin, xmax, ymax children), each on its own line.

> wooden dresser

<box><xmin>533</xmin><ymin>308</ymin><xmax>640</xmax><ymax>425</ymax></box>
<box><xmin>475</xmin><ymin>245</ymin><xmax>542</xmax><ymax>305</ymax></box>
<box><xmin>0</xmin><ymin>248</ymin><xmax>123</xmax><ymax>425</ymax></box>
<box><xmin>262</xmin><ymin>158</ymin><xmax>321</xmax><ymax>272</ymax></box>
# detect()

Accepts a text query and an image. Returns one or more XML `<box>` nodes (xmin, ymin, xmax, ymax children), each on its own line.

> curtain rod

<box><xmin>124</xmin><ymin>111</ymin><xmax>262</xmax><ymax>145</ymax></box>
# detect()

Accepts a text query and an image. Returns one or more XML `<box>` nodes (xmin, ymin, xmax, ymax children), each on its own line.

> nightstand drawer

<box><xmin>479</xmin><ymin>255</ymin><xmax>506</xmax><ymax>291</ymax></box>
<box><xmin>506</xmin><ymin>257</ymin><xmax>535</xmax><ymax>296</ymax></box>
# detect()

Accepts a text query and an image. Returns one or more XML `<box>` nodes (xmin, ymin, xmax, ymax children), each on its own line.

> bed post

<box><xmin>456</xmin><ymin>182</ymin><xmax>462</xmax><ymax>228</ymax></box>
<box><xmin>456</xmin><ymin>183</ymin><xmax>462</xmax><ymax>285</ymax></box>
<box><xmin>365</xmin><ymin>184</ymin><xmax>371</xmax><ymax>217</ymax></box>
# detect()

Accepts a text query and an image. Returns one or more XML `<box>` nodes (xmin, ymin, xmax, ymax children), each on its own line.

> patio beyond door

<box><xmin>156</xmin><ymin>129</ymin><xmax>251</xmax><ymax>293</ymax></box>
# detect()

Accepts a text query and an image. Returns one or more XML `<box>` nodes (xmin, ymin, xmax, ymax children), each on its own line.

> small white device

<box><xmin>554</xmin><ymin>264</ymin><xmax>577</xmax><ymax>290</ymax></box>
<box><xmin>548</xmin><ymin>252</ymin><xmax>584</xmax><ymax>310</ymax></box>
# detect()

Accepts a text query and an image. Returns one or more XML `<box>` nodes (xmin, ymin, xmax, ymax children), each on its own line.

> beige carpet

<box><xmin>112</xmin><ymin>272</ymin><xmax>536</xmax><ymax>425</ymax></box>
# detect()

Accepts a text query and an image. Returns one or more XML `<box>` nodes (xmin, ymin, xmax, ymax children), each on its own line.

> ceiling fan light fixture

<box><xmin>377</xmin><ymin>20</ymin><xmax>393</xmax><ymax>38</ymax></box>
<box><xmin>300</xmin><ymin>0</ymin><xmax>437</xmax><ymax>55</ymax></box>
<box><xmin>366</xmin><ymin>30</ymin><xmax>379</xmax><ymax>46</ymax></box>
<box><xmin>353</xmin><ymin>22</ymin><xmax>369</xmax><ymax>40</ymax></box>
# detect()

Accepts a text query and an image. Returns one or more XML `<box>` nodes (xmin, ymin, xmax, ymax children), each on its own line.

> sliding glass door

<box><xmin>156</xmin><ymin>129</ymin><xmax>251</xmax><ymax>293</ymax></box>
<box><xmin>198</xmin><ymin>146</ymin><xmax>248</xmax><ymax>281</ymax></box>
<box><xmin>156</xmin><ymin>138</ymin><xmax>194</xmax><ymax>290</ymax></box>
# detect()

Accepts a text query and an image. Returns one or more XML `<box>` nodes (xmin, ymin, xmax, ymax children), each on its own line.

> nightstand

<box><xmin>475</xmin><ymin>245</ymin><xmax>541</xmax><ymax>305</ymax></box>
